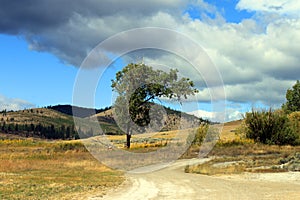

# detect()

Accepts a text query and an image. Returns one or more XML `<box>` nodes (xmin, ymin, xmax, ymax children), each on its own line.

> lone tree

<box><xmin>111</xmin><ymin>63</ymin><xmax>199</xmax><ymax>148</ymax></box>
<box><xmin>282</xmin><ymin>80</ymin><xmax>300</xmax><ymax>113</ymax></box>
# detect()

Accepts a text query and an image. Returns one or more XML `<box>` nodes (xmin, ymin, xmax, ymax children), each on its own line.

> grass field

<box><xmin>0</xmin><ymin>121</ymin><xmax>198</xmax><ymax>199</ymax></box>
<box><xmin>106</xmin><ymin>128</ymin><xmax>191</xmax><ymax>150</ymax></box>
<box><xmin>0</xmin><ymin>138</ymin><xmax>124</xmax><ymax>200</ymax></box>
<box><xmin>105</xmin><ymin>120</ymin><xmax>243</xmax><ymax>151</ymax></box>
<box><xmin>1</xmin><ymin>119</ymin><xmax>299</xmax><ymax>199</ymax></box>
<box><xmin>219</xmin><ymin>119</ymin><xmax>243</xmax><ymax>140</ymax></box>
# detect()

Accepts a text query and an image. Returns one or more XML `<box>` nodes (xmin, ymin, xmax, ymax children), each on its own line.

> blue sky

<box><xmin>1</xmin><ymin>0</ymin><xmax>299</xmax><ymax>122</ymax></box>
<box><xmin>186</xmin><ymin>0</ymin><xmax>254</xmax><ymax>23</ymax></box>
<box><xmin>0</xmin><ymin>35</ymin><xmax>77</xmax><ymax>107</ymax></box>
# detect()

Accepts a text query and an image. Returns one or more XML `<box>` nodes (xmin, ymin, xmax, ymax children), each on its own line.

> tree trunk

<box><xmin>126</xmin><ymin>133</ymin><xmax>131</xmax><ymax>148</ymax></box>
<box><xmin>126</xmin><ymin>124</ymin><xmax>131</xmax><ymax>148</ymax></box>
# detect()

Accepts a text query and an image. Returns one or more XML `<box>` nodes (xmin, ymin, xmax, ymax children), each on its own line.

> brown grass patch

<box><xmin>219</xmin><ymin>120</ymin><xmax>243</xmax><ymax>141</ymax></box>
<box><xmin>0</xmin><ymin>139</ymin><xmax>124</xmax><ymax>200</ymax></box>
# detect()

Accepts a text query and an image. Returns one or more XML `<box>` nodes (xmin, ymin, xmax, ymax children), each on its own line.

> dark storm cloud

<box><xmin>0</xmin><ymin>0</ymin><xmax>186</xmax><ymax>66</ymax></box>
<box><xmin>0</xmin><ymin>0</ymin><xmax>184</xmax><ymax>33</ymax></box>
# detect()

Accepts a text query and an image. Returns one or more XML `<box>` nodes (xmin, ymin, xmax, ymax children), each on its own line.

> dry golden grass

<box><xmin>106</xmin><ymin>119</ymin><xmax>242</xmax><ymax>144</ymax></box>
<box><xmin>0</xmin><ymin>139</ymin><xmax>124</xmax><ymax>200</ymax></box>
<box><xmin>1</xmin><ymin>108</ymin><xmax>70</xmax><ymax>124</ymax></box>
<box><xmin>106</xmin><ymin>129</ymin><xmax>179</xmax><ymax>141</ymax></box>
<box><xmin>104</xmin><ymin>120</ymin><xmax>244</xmax><ymax>154</ymax></box>
<box><xmin>89</xmin><ymin>108</ymin><xmax>113</xmax><ymax>119</ymax></box>
<box><xmin>106</xmin><ymin>128</ymin><xmax>191</xmax><ymax>151</ymax></box>
<box><xmin>185</xmin><ymin>159</ymin><xmax>247</xmax><ymax>175</ymax></box>
<box><xmin>219</xmin><ymin>120</ymin><xmax>243</xmax><ymax>141</ymax></box>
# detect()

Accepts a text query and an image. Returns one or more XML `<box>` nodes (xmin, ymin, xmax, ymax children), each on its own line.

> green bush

<box><xmin>54</xmin><ymin>141</ymin><xmax>87</xmax><ymax>151</ymax></box>
<box><xmin>282</xmin><ymin>80</ymin><xmax>300</xmax><ymax>113</ymax></box>
<box><xmin>187</xmin><ymin>124</ymin><xmax>208</xmax><ymax>146</ymax></box>
<box><xmin>244</xmin><ymin>108</ymin><xmax>299</xmax><ymax>145</ymax></box>
<box><xmin>288</xmin><ymin>111</ymin><xmax>300</xmax><ymax>144</ymax></box>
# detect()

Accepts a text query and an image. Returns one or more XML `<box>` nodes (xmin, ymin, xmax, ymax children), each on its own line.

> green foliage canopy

<box><xmin>111</xmin><ymin>63</ymin><xmax>199</xmax><ymax>148</ymax></box>
<box><xmin>244</xmin><ymin>109</ymin><xmax>299</xmax><ymax>145</ymax></box>
<box><xmin>283</xmin><ymin>80</ymin><xmax>300</xmax><ymax>113</ymax></box>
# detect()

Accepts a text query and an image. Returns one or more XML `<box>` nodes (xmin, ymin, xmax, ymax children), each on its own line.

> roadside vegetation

<box><xmin>184</xmin><ymin>114</ymin><xmax>300</xmax><ymax>175</ymax></box>
<box><xmin>185</xmin><ymin>142</ymin><xmax>300</xmax><ymax>175</ymax></box>
<box><xmin>185</xmin><ymin>81</ymin><xmax>300</xmax><ymax>175</ymax></box>
<box><xmin>184</xmin><ymin>117</ymin><xmax>300</xmax><ymax>174</ymax></box>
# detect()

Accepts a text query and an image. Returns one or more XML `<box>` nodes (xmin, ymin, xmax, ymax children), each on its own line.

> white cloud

<box><xmin>0</xmin><ymin>95</ymin><xmax>35</xmax><ymax>111</ymax></box>
<box><xmin>226</xmin><ymin>110</ymin><xmax>244</xmax><ymax>122</ymax></box>
<box><xmin>188</xmin><ymin>108</ymin><xmax>244</xmax><ymax>123</ymax></box>
<box><xmin>189</xmin><ymin>110</ymin><xmax>216</xmax><ymax>119</ymax></box>
<box><xmin>237</xmin><ymin>0</ymin><xmax>300</xmax><ymax>15</ymax></box>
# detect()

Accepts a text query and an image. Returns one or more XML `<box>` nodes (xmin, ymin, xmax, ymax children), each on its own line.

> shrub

<box><xmin>187</xmin><ymin>125</ymin><xmax>205</xmax><ymax>146</ymax></box>
<box><xmin>54</xmin><ymin>141</ymin><xmax>87</xmax><ymax>151</ymax></box>
<box><xmin>244</xmin><ymin>108</ymin><xmax>299</xmax><ymax>145</ymax></box>
<box><xmin>282</xmin><ymin>80</ymin><xmax>300</xmax><ymax>113</ymax></box>
<box><xmin>288</xmin><ymin>111</ymin><xmax>300</xmax><ymax>144</ymax></box>
<box><xmin>187</xmin><ymin>124</ymin><xmax>214</xmax><ymax>146</ymax></box>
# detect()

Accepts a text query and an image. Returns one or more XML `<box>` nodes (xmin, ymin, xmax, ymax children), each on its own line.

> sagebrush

<box><xmin>244</xmin><ymin>109</ymin><xmax>299</xmax><ymax>145</ymax></box>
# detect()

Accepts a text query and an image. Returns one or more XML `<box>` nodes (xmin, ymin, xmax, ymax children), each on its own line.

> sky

<box><xmin>0</xmin><ymin>0</ymin><xmax>300</xmax><ymax>122</ymax></box>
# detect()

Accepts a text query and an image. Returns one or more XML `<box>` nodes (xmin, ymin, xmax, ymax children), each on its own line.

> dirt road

<box><xmin>93</xmin><ymin>158</ymin><xmax>300</xmax><ymax>200</ymax></box>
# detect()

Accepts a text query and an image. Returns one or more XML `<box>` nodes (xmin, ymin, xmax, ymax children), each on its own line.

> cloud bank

<box><xmin>0</xmin><ymin>0</ymin><xmax>299</xmax><ymax>114</ymax></box>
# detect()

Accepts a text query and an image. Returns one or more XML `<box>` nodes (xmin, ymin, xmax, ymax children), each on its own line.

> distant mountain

<box><xmin>47</xmin><ymin>104</ymin><xmax>111</xmax><ymax>118</ymax></box>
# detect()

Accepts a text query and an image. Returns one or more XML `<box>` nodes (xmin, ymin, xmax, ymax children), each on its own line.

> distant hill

<box><xmin>47</xmin><ymin>104</ymin><xmax>111</xmax><ymax>118</ymax></box>
<box><xmin>0</xmin><ymin>108</ymin><xmax>119</xmax><ymax>139</ymax></box>
<box><xmin>1</xmin><ymin>108</ymin><xmax>74</xmax><ymax>127</ymax></box>
<box><xmin>90</xmin><ymin>105</ymin><xmax>207</xmax><ymax>122</ymax></box>
<box><xmin>89</xmin><ymin>105</ymin><xmax>209</xmax><ymax>134</ymax></box>
<box><xmin>48</xmin><ymin>104</ymin><xmax>208</xmax><ymax>126</ymax></box>
<box><xmin>0</xmin><ymin>104</ymin><xmax>210</xmax><ymax>139</ymax></box>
